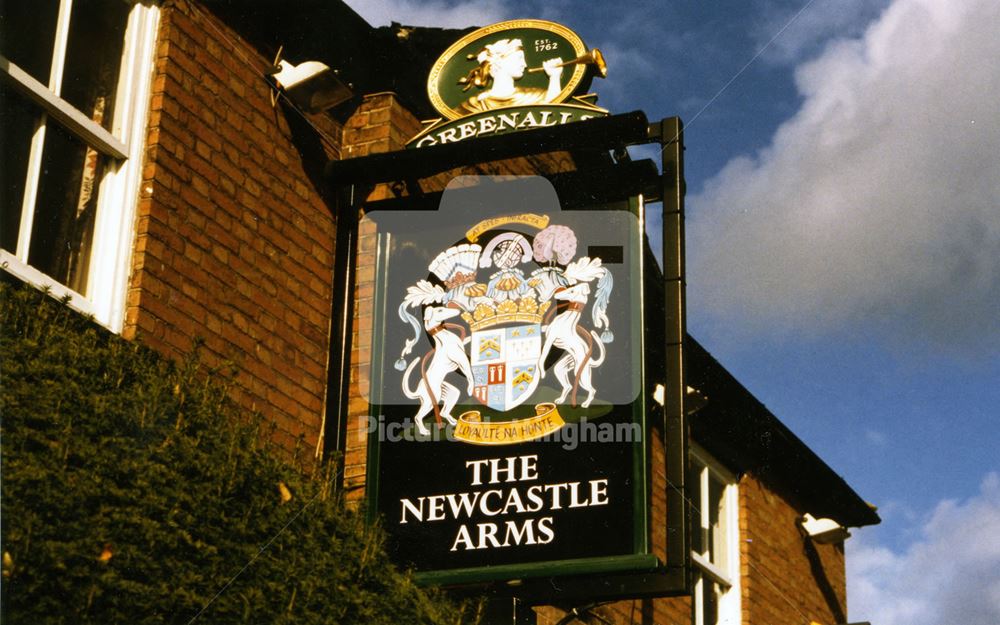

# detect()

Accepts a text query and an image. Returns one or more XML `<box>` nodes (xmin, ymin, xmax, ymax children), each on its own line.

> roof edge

<box><xmin>687</xmin><ymin>336</ymin><xmax>880</xmax><ymax>528</ymax></box>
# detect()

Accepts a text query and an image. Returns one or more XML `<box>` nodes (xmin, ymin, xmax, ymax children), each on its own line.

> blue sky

<box><xmin>346</xmin><ymin>1</ymin><xmax>1000</xmax><ymax>622</ymax></box>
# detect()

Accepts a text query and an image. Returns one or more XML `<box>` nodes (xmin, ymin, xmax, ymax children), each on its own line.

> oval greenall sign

<box><xmin>408</xmin><ymin>19</ymin><xmax>609</xmax><ymax>148</ymax></box>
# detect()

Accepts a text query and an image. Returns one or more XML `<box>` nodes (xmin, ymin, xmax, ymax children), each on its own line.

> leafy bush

<box><xmin>0</xmin><ymin>283</ymin><xmax>470</xmax><ymax>624</ymax></box>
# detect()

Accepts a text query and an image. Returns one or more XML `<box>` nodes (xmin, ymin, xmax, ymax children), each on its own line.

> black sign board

<box><xmin>360</xmin><ymin>176</ymin><xmax>657</xmax><ymax>585</ymax></box>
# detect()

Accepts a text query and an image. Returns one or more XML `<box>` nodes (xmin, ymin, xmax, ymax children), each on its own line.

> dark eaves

<box><xmin>200</xmin><ymin>0</ymin><xmax>474</xmax><ymax>120</ymax></box>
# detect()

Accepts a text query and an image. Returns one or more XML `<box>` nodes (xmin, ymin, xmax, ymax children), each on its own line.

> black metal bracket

<box><xmin>652</xmin><ymin>117</ymin><xmax>691</xmax><ymax>594</ymax></box>
<box><xmin>324</xmin><ymin>110</ymin><xmax>652</xmax><ymax>187</ymax></box>
<box><xmin>321</xmin><ymin>112</ymin><xmax>690</xmax><ymax>599</ymax></box>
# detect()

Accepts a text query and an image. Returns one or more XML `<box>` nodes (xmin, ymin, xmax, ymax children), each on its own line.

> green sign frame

<box><xmin>362</xmin><ymin>188</ymin><xmax>655</xmax><ymax>587</ymax></box>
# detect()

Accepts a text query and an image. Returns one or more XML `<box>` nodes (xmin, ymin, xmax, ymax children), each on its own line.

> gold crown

<box><xmin>461</xmin><ymin>297</ymin><xmax>551</xmax><ymax>331</ymax></box>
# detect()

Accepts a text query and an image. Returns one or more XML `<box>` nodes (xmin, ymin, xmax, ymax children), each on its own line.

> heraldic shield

<box><xmin>470</xmin><ymin>322</ymin><xmax>542</xmax><ymax>411</ymax></box>
<box><xmin>395</xmin><ymin>214</ymin><xmax>615</xmax><ymax>444</ymax></box>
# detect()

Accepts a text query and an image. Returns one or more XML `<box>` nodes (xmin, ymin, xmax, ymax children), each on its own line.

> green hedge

<box><xmin>0</xmin><ymin>283</ymin><xmax>473</xmax><ymax>624</ymax></box>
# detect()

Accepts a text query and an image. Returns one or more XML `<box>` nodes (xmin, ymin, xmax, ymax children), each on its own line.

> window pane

<box><xmin>60</xmin><ymin>0</ymin><xmax>131</xmax><ymax>131</ymax></box>
<box><xmin>708</xmin><ymin>471</ymin><xmax>726</xmax><ymax>569</ymax></box>
<box><xmin>0</xmin><ymin>0</ymin><xmax>60</xmax><ymax>84</ymax></box>
<box><xmin>704</xmin><ymin>580</ymin><xmax>720</xmax><ymax>624</ymax></box>
<box><xmin>691</xmin><ymin>462</ymin><xmax>705</xmax><ymax>554</ymax></box>
<box><xmin>27</xmin><ymin>121</ymin><xmax>108</xmax><ymax>294</ymax></box>
<box><xmin>1</xmin><ymin>85</ymin><xmax>41</xmax><ymax>252</ymax></box>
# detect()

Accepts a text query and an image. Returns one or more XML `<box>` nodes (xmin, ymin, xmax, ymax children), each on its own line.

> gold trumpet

<box><xmin>527</xmin><ymin>48</ymin><xmax>607</xmax><ymax>78</ymax></box>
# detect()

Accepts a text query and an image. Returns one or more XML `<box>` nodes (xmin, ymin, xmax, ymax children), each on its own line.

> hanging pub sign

<box><xmin>362</xmin><ymin>176</ymin><xmax>656</xmax><ymax>586</ymax></box>
<box><xmin>407</xmin><ymin>19</ymin><xmax>609</xmax><ymax>148</ymax></box>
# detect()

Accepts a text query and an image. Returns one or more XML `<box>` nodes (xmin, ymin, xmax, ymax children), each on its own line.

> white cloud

<box><xmin>848</xmin><ymin>473</ymin><xmax>1000</xmax><ymax>624</ymax></box>
<box><xmin>864</xmin><ymin>428</ymin><xmax>886</xmax><ymax>446</ymax></box>
<box><xmin>342</xmin><ymin>0</ymin><xmax>511</xmax><ymax>29</ymax></box>
<box><xmin>593</xmin><ymin>42</ymin><xmax>659</xmax><ymax>111</ymax></box>
<box><xmin>753</xmin><ymin>0</ymin><xmax>891</xmax><ymax>64</ymax></box>
<box><xmin>687</xmin><ymin>0</ymin><xmax>1000</xmax><ymax>354</ymax></box>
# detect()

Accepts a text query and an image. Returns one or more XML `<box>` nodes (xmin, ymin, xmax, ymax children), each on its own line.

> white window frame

<box><xmin>691</xmin><ymin>444</ymin><xmax>742</xmax><ymax>625</ymax></box>
<box><xmin>1</xmin><ymin>0</ymin><xmax>160</xmax><ymax>332</ymax></box>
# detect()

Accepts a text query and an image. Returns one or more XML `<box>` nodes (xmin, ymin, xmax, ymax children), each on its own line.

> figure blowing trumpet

<box><xmin>458</xmin><ymin>38</ymin><xmax>566</xmax><ymax>113</ymax></box>
<box><xmin>526</xmin><ymin>48</ymin><xmax>607</xmax><ymax>78</ymax></box>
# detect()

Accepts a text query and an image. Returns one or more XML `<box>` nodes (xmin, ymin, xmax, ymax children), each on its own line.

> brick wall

<box><xmin>339</xmin><ymin>93</ymin><xmax>425</xmax><ymax>501</ymax></box>
<box><xmin>342</xmin><ymin>92</ymin><xmax>426</xmax><ymax>161</ymax></box>
<box><xmin>740</xmin><ymin>473</ymin><xmax>847</xmax><ymax>625</ymax></box>
<box><xmin>535</xmin><ymin>596</ymin><xmax>692</xmax><ymax>625</ymax></box>
<box><xmin>534</xmin><ymin>471</ymin><xmax>848</xmax><ymax>625</ymax></box>
<box><xmin>126</xmin><ymin>0</ymin><xmax>341</xmax><ymax>463</ymax></box>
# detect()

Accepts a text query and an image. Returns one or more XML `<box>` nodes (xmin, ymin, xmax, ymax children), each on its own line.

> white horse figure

<box><xmin>400</xmin><ymin>305</ymin><xmax>475</xmax><ymax>435</ymax></box>
<box><xmin>538</xmin><ymin>283</ymin><xmax>607</xmax><ymax>407</ymax></box>
<box><xmin>533</xmin><ymin>257</ymin><xmax>614</xmax><ymax>407</ymax></box>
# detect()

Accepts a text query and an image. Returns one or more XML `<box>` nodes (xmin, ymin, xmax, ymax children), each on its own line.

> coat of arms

<box><xmin>394</xmin><ymin>214</ymin><xmax>614</xmax><ymax>443</ymax></box>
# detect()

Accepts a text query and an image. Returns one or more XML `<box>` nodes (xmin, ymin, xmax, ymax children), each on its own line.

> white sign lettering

<box><xmin>399</xmin><ymin>454</ymin><xmax>610</xmax><ymax>551</ymax></box>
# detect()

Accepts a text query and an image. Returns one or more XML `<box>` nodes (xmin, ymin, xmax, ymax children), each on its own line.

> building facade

<box><xmin>1</xmin><ymin>1</ymin><xmax>878</xmax><ymax>623</ymax></box>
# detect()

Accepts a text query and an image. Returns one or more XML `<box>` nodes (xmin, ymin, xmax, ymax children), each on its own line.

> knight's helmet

<box><xmin>430</xmin><ymin>243</ymin><xmax>482</xmax><ymax>292</ymax></box>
